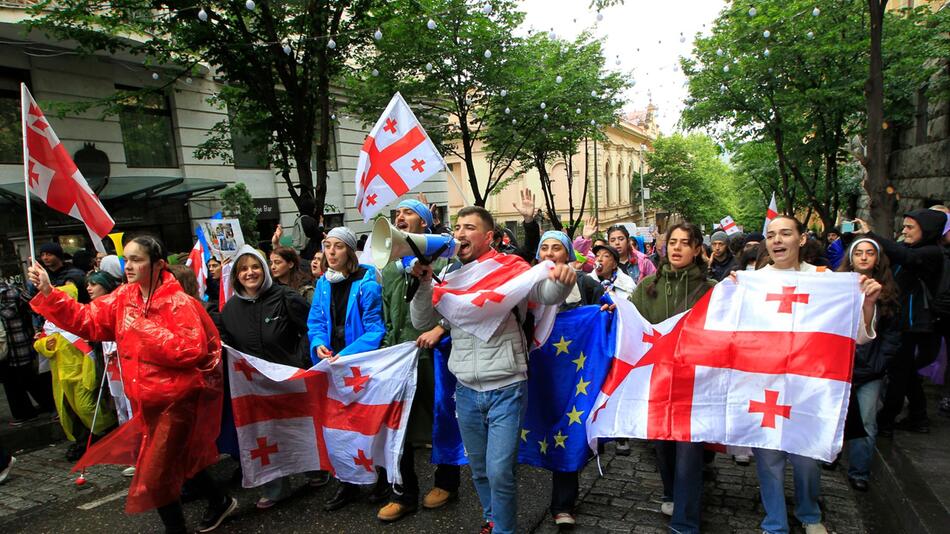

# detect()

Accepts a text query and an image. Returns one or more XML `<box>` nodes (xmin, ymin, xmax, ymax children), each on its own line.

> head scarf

<box><xmin>536</xmin><ymin>231</ymin><xmax>575</xmax><ymax>261</ymax></box>
<box><xmin>326</xmin><ymin>227</ymin><xmax>358</xmax><ymax>250</ymax></box>
<box><xmin>396</xmin><ymin>199</ymin><xmax>434</xmax><ymax>233</ymax></box>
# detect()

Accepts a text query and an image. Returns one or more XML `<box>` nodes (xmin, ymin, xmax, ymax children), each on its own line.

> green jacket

<box><xmin>628</xmin><ymin>263</ymin><xmax>716</xmax><ymax>324</ymax></box>
<box><xmin>382</xmin><ymin>258</ymin><xmax>448</xmax><ymax>355</ymax></box>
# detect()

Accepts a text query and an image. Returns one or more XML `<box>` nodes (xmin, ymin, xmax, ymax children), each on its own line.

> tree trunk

<box><xmin>865</xmin><ymin>0</ymin><xmax>894</xmax><ymax>235</ymax></box>
<box><xmin>457</xmin><ymin>113</ymin><xmax>483</xmax><ymax>207</ymax></box>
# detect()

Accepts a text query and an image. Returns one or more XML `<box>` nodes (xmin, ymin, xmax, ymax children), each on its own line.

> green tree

<box><xmin>681</xmin><ymin>0</ymin><xmax>935</xmax><ymax>232</ymax></box>
<box><xmin>644</xmin><ymin>133</ymin><xmax>737</xmax><ymax>228</ymax></box>
<box><xmin>482</xmin><ymin>32</ymin><xmax>627</xmax><ymax>235</ymax></box>
<box><xmin>220</xmin><ymin>182</ymin><xmax>258</xmax><ymax>242</ymax></box>
<box><xmin>28</xmin><ymin>0</ymin><xmax>381</xmax><ymax>220</ymax></box>
<box><xmin>344</xmin><ymin>0</ymin><xmax>524</xmax><ymax>207</ymax></box>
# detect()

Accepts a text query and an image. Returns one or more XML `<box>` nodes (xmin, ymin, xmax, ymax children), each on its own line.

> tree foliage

<box><xmin>220</xmin><ymin>182</ymin><xmax>258</xmax><ymax>241</ymax></box>
<box><xmin>28</xmin><ymin>0</ymin><xmax>380</xmax><ymax>220</ymax></box>
<box><xmin>644</xmin><ymin>133</ymin><xmax>737</xmax><ymax>229</ymax></box>
<box><xmin>681</xmin><ymin>0</ymin><xmax>936</xmax><ymax>232</ymax></box>
<box><xmin>482</xmin><ymin>32</ymin><xmax>627</xmax><ymax>235</ymax></box>
<box><xmin>344</xmin><ymin>0</ymin><xmax>524</xmax><ymax>207</ymax></box>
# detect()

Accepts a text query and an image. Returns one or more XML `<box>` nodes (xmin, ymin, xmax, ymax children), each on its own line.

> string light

<box><xmin>505</xmin><ymin>107</ymin><xmax>511</xmax><ymax>114</ymax></box>
<box><xmin>500</xmin><ymin>89</ymin><xmax>508</xmax><ymax>97</ymax></box>
<box><xmin>763</xmin><ymin>48</ymin><xmax>769</xmax><ymax>57</ymax></box>
<box><xmin>596</xmin><ymin>12</ymin><xmax>604</xmax><ymax>22</ymax></box>
<box><xmin>427</xmin><ymin>19</ymin><xmax>436</xmax><ymax>30</ymax></box>
<box><xmin>484</xmin><ymin>49</ymin><xmax>492</xmax><ymax>58</ymax></box>
<box><xmin>198</xmin><ymin>8</ymin><xmax>208</xmax><ymax>22</ymax></box>
<box><xmin>540</xmin><ymin>102</ymin><xmax>546</xmax><ymax>109</ymax></box>
<box><xmin>245</xmin><ymin>0</ymin><xmax>255</xmax><ymax>11</ymax></box>
<box><xmin>512</xmin><ymin>118</ymin><xmax>517</xmax><ymax>124</ymax></box>
<box><xmin>723</xmin><ymin>65</ymin><xmax>730</xmax><ymax>72</ymax></box>
<box><xmin>748</xmin><ymin>7</ymin><xmax>757</xmax><ymax>17</ymax></box>
<box><xmin>763</xmin><ymin>30</ymin><xmax>770</xmax><ymax>39</ymax></box>
<box><xmin>806</xmin><ymin>31</ymin><xmax>815</xmax><ymax>40</ymax></box>
<box><xmin>812</xmin><ymin>7</ymin><xmax>820</xmax><ymax>17</ymax></box>
<box><xmin>327</xmin><ymin>38</ymin><xmax>336</xmax><ymax>49</ymax></box>
<box><xmin>576</xmin><ymin>108</ymin><xmax>582</xmax><ymax>114</ymax></box>
<box><xmin>556</xmin><ymin>75</ymin><xmax>563</xmax><ymax>83</ymax></box>
<box><xmin>425</xmin><ymin>62</ymin><xmax>433</xmax><ymax>71</ymax></box>
<box><xmin>543</xmin><ymin>113</ymin><xmax>549</xmax><ymax>119</ymax></box>
<box><xmin>374</xmin><ymin>29</ymin><xmax>383</xmax><ymax>41</ymax></box>
<box><xmin>716</xmin><ymin>48</ymin><xmax>724</xmax><ymax>56</ymax></box>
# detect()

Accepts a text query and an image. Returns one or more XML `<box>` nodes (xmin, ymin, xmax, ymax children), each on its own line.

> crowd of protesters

<box><xmin>1</xmin><ymin>193</ymin><xmax>947</xmax><ymax>534</ymax></box>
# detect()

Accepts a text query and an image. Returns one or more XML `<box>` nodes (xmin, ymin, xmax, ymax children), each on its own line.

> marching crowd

<box><xmin>0</xmin><ymin>192</ymin><xmax>948</xmax><ymax>534</ymax></box>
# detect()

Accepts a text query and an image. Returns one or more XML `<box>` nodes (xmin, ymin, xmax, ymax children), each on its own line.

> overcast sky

<box><xmin>519</xmin><ymin>0</ymin><xmax>729</xmax><ymax>134</ymax></box>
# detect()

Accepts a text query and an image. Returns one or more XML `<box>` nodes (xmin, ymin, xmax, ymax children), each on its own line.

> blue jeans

<box><xmin>753</xmin><ymin>448</ymin><xmax>821</xmax><ymax>534</ymax></box>
<box><xmin>655</xmin><ymin>441</ymin><xmax>705</xmax><ymax>534</ymax></box>
<box><xmin>848</xmin><ymin>379</ymin><xmax>882</xmax><ymax>481</ymax></box>
<box><xmin>455</xmin><ymin>382</ymin><xmax>526</xmax><ymax>534</ymax></box>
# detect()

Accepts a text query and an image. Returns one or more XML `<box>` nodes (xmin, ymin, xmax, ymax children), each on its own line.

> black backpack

<box><xmin>928</xmin><ymin>247</ymin><xmax>950</xmax><ymax>319</ymax></box>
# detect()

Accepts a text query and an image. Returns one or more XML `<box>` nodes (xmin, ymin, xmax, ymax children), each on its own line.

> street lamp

<box><xmin>638</xmin><ymin>144</ymin><xmax>647</xmax><ymax>224</ymax></box>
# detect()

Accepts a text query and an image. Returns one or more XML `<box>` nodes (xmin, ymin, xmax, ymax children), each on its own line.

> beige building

<box><xmin>446</xmin><ymin>106</ymin><xmax>660</xmax><ymax>233</ymax></box>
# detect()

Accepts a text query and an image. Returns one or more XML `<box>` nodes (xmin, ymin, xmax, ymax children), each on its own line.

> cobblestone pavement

<box><xmin>0</xmin><ymin>439</ymin><xmax>871</xmax><ymax>533</ymax></box>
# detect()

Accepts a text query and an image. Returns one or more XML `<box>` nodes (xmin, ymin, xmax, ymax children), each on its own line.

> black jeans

<box><xmin>550</xmin><ymin>470</ymin><xmax>579</xmax><ymax>515</ymax></box>
<box><xmin>156</xmin><ymin>470</ymin><xmax>226</xmax><ymax>534</ymax></box>
<box><xmin>880</xmin><ymin>331</ymin><xmax>941</xmax><ymax>425</ymax></box>
<box><xmin>392</xmin><ymin>442</ymin><xmax>461</xmax><ymax>504</ymax></box>
<box><xmin>0</xmin><ymin>364</ymin><xmax>54</xmax><ymax>420</ymax></box>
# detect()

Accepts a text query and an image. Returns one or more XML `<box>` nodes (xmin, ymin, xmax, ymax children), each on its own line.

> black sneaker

<box><xmin>895</xmin><ymin>418</ymin><xmax>930</xmax><ymax>434</ymax></box>
<box><xmin>324</xmin><ymin>483</ymin><xmax>360</xmax><ymax>512</ymax></box>
<box><xmin>196</xmin><ymin>496</ymin><xmax>238</xmax><ymax>533</ymax></box>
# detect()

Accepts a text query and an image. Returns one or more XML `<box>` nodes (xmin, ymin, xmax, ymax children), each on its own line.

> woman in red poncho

<box><xmin>28</xmin><ymin>236</ymin><xmax>237</xmax><ymax>534</ymax></box>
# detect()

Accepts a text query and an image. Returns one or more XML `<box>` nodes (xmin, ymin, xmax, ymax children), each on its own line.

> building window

<box><xmin>116</xmin><ymin>85</ymin><xmax>179</xmax><ymax>168</ymax></box>
<box><xmin>0</xmin><ymin>68</ymin><xmax>30</xmax><ymax>165</ymax></box>
<box><xmin>229</xmin><ymin>109</ymin><xmax>269</xmax><ymax>169</ymax></box>
<box><xmin>311</xmin><ymin>120</ymin><xmax>338</xmax><ymax>172</ymax></box>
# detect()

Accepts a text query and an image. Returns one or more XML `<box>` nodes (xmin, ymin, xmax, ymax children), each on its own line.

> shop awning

<box><xmin>0</xmin><ymin>176</ymin><xmax>225</xmax><ymax>205</ymax></box>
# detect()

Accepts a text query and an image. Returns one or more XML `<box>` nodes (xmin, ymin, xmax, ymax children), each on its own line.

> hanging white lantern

<box><xmin>763</xmin><ymin>48</ymin><xmax>770</xmax><ymax>57</ymax></box>
<box><xmin>374</xmin><ymin>29</ymin><xmax>383</xmax><ymax>41</ymax></box>
<box><xmin>198</xmin><ymin>8</ymin><xmax>208</xmax><ymax>22</ymax></box>
<box><xmin>560</xmin><ymin>125</ymin><xmax>566</xmax><ymax>131</ymax></box>
<box><xmin>540</xmin><ymin>102</ymin><xmax>546</xmax><ymax>109</ymax></box>
<box><xmin>576</xmin><ymin>108</ymin><xmax>582</xmax><ymax>114</ymax></box>
<box><xmin>331</xmin><ymin>114</ymin><xmax>337</xmax><ymax>120</ymax></box>
<box><xmin>505</xmin><ymin>107</ymin><xmax>511</xmax><ymax>114</ymax></box>
<box><xmin>763</xmin><ymin>30</ymin><xmax>771</xmax><ymax>39</ymax></box>
<box><xmin>716</xmin><ymin>48</ymin><xmax>724</xmax><ymax>56</ymax></box>
<box><xmin>327</xmin><ymin>38</ymin><xmax>336</xmax><ymax>49</ymax></box>
<box><xmin>591</xmin><ymin>90</ymin><xmax>598</xmax><ymax>97</ymax></box>
<box><xmin>591</xmin><ymin>119</ymin><xmax>597</xmax><ymax>126</ymax></box>
<box><xmin>427</xmin><ymin>19</ymin><xmax>437</xmax><ymax>30</ymax></box>
<box><xmin>812</xmin><ymin>7</ymin><xmax>820</xmax><ymax>17</ymax></box>
<box><xmin>283</xmin><ymin>44</ymin><xmax>292</xmax><ymax>55</ymax></box>
<box><xmin>723</xmin><ymin>65</ymin><xmax>730</xmax><ymax>73</ymax></box>
<box><xmin>680</xmin><ymin>33</ymin><xmax>686</xmax><ymax>43</ymax></box>
<box><xmin>596</xmin><ymin>12</ymin><xmax>604</xmax><ymax>22</ymax></box>
<box><xmin>482</xmin><ymin>4</ymin><xmax>492</xmax><ymax>15</ymax></box>
<box><xmin>543</xmin><ymin>113</ymin><xmax>549</xmax><ymax>120</ymax></box>
<box><xmin>371</xmin><ymin>69</ymin><xmax>379</xmax><ymax>77</ymax></box>
<box><xmin>748</xmin><ymin>7</ymin><xmax>757</xmax><ymax>17</ymax></box>
<box><xmin>512</xmin><ymin>118</ymin><xmax>517</xmax><ymax>124</ymax></box>
<box><xmin>556</xmin><ymin>75</ymin><xmax>563</xmax><ymax>83</ymax></box>
<box><xmin>151</xmin><ymin>72</ymin><xmax>159</xmax><ymax>80</ymax></box>
<box><xmin>548</xmin><ymin>30</ymin><xmax>556</xmax><ymax>40</ymax></box>
<box><xmin>425</xmin><ymin>62</ymin><xmax>433</xmax><ymax>71</ymax></box>
<box><xmin>807</xmin><ymin>31</ymin><xmax>815</xmax><ymax>40</ymax></box>
<box><xmin>245</xmin><ymin>0</ymin><xmax>255</xmax><ymax>11</ymax></box>
<box><xmin>500</xmin><ymin>89</ymin><xmax>508</xmax><ymax>97</ymax></box>
<box><xmin>484</xmin><ymin>49</ymin><xmax>492</xmax><ymax>58</ymax></box>
<box><xmin>185</xmin><ymin>77</ymin><xmax>193</xmax><ymax>84</ymax></box>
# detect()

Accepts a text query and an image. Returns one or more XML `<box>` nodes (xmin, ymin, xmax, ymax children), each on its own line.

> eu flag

<box><xmin>431</xmin><ymin>305</ymin><xmax>615</xmax><ymax>471</ymax></box>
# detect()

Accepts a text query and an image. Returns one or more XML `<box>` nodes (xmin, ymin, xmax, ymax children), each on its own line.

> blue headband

<box><xmin>396</xmin><ymin>199</ymin><xmax>434</xmax><ymax>234</ymax></box>
<box><xmin>536</xmin><ymin>231</ymin><xmax>575</xmax><ymax>261</ymax></box>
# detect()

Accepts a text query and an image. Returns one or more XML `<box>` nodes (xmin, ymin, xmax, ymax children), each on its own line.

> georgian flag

<box><xmin>433</xmin><ymin>250</ymin><xmax>559</xmax><ymax>347</ymax></box>
<box><xmin>102</xmin><ymin>341</ymin><xmax>133</xmax><ymax>425</ymax></box>
<box><xmin>227</xmin><ymin>343</ymin><xmax>418</xmax><ymax>488</ymax></box>
<box><xmin>185</xmin><ymin>230</ymin><xmax>211</xmax><ymax>300</ymax></box>
<box><xmin>22</xmin><ymin>85</ymin><xmax>114</xmax><ymax>250</ymax></box>
<box><xmin>587</xmin><ymin>271</ymin><xmax>864</xmax><ymax>462</ymax></box>
<box><xmin>355</xmin><ymin>92</ymin><xmax>445</xmax><ymax>221</ymax></box>
<box><xmin>719</xmin><ymin>215</ymin><xmax>740</xmax><ymax>235</ymax></box>
<box><xmin>762</xmin><ymin>192</ymin><xmax>778</xmax><ymax>234</ymax></box>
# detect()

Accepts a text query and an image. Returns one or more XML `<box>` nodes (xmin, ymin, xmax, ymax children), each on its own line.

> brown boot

<box><xmin>422</xmin><ymin>487</ymin><xmax>456</xmax><ymax>509</ymax></box>
<box><xmin>377</xmin><ymin>501</ymin><xmax>417</xmax><ymax>522</ymax></box>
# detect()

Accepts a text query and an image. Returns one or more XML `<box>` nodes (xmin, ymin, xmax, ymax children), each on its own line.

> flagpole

<box><xmin>20</xmin><ymin>83</ymin><xmax>36</xmax><ymax>265</ymax></box>
<box><xmin>444</xmin><ymin>166</ymin><xmax>469</xmax><ymax>205</ymax></box>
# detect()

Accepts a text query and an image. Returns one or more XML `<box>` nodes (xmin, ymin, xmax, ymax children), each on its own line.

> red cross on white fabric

<box><xmin>411</xmin><ymin>158</ymin><xmax>426</xmax><ymax>172</ymax></box>
<box><xmin>766</xmin><ymin>286</ymin><xmax>810</xmax><ymax>314</ymax></box>
<box><xmin>231</xmin><ymin>368</ymin><xmax>405</xmax><ymax>476</ymax></box>
<box><xmin>250</xmin><ymin>437</ymin><xmax>279</xmax><ymax>466</ymax></box>
<box><xmin>365</xmin><ymin>194</ymin><xmax>378</xmax><ymax>206</ymax></box>
<box><xmin>344</xmin><ymin>367</ymin><xmax>371</xmax><ymax>393</ymax></box>
<box><xmin>748</xmin><ymin>389</ymin><xmax>792</xmax><ymax>428</ymax></box>
<box><xmin>357</xmin><ymin>127</ymin><xmax>427</xmax><ymax>210</ymax></box>
<box><xmin>383</xmin><ymin>118</ymin><xmax>398</xmax><ymax>134</ymax></box>
<box><xmin>353</xmin><ymin>449</ymin><xmax>374</xmax><ymax>472</ymax></box>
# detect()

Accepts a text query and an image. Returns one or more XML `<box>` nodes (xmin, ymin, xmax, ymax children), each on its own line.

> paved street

<box><xmin>0</xmin><ymin>438</ymin><xmax>875</xmax><ymax>533</ymax></box>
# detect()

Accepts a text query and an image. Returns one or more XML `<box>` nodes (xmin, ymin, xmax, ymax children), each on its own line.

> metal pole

<box><xmin>20</xmin><ymin>83</ymin><xmax>36</xmax><ymax>264</ymax></box>
<box><xmin>593</xmin><ymin>140</ymin><xmax>599</xmax><ymax>215</ymax></box>
<box><xmin>638</xmin><ymin>144</ymin><xmax>647</xmax><ymax>224</ymax></box>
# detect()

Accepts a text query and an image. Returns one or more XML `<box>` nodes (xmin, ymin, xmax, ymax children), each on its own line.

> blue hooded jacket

<box><xmin>307</xmin><ymin>265</ymin><xmax>385</xmax><ymax>363</ymax></box>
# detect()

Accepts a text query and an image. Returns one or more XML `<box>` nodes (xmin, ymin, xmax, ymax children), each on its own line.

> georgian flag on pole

<box><xmin>355</xmin><ymin>92</ymin><xmax>445</xmax><ymax>221</ymax></box>
<box><xmin>763</xmin><ymin>192</ymin><xmax>778</xmax><ymax>234</ymax></box>
<box><xmin>186</xmin><ymin>228</ymin><xmax>212</xmax><ymax>300</ymax></box>
<box><xmin>227</xmin><ymin>343</ymin><xmax>418</xmax><ymax>488</ymax></box>
<box><xmin>587</xmin><ymin>271</ymin><xmax>864</xmax><ymax>462</ymax></box>
<box><xmin>719</xmin><ymin>215</ymin><xmax>740</xmax><ymax>235</ymax></box>
<box><xmin>22</xmin><ymin>84</ymin><xmax>114</xmax><ymax>251</ymax></box>
<box><xmin>432</xmin><ymin>250</ymin><xmax>559</xmax><ymax>347</ymax></box>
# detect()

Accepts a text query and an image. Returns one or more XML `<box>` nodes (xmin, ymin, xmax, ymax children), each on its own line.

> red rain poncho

<box><xmin>31</xmin><ymin>270</ymin><xmax>223</xmax><ymax>513</ymax></box>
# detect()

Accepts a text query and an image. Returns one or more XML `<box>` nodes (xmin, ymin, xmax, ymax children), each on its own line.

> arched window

<box><xmin>604</xmin><ymin>161</ymin><xmax>613</xmax><ymax>206</ymax></box>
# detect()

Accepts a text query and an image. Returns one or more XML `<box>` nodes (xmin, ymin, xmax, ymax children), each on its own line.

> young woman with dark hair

<box><xmin>748</xmin><ymin>215</ymin><xmax>880</xmax><ymax>534</ymax></box>
<box><xmin>627</xmin><ymin>222</ymin><xmax>716</xmax><ymax>534</ymax></box>
<box><xmin>28</xmin><ymin>236</ymin><xmax>236</xmax><ymax>534</ymax></box>
<box><xmin>270</xmin><ymin>246</ymin><xmax>315</xmax><ymax>304</ymax></box>
<box><xmin>837</xmin><ymin>237</ymin><xmax>901</xmax><ymax>492</ymax></box>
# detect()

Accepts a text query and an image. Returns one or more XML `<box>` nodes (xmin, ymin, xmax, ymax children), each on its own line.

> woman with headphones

<box><xmin>28</xmin><ymin>235</ymin><xmax>236</xmax><ymax>534</ymax></box>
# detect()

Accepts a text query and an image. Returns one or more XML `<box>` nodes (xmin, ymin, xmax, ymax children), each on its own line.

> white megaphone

<box><xmin>370</xmin><ymin>217</ymin><xmax>458</xmax><ymax>270</ymax></box>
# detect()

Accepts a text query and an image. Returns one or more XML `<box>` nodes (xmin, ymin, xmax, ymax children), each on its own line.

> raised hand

<box><xmin>582</xmin><ymin>215</ymin><xmax>599</xmax><ymax>238</ymax></box>
<box><xmin>513</xmin><ymin>188</ymin><xmax>536</xmax><ymax>223</ymax></box>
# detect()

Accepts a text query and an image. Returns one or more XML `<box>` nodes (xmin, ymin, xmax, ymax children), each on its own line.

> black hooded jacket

<box><xmin>870</xmin><ymin>208</ymin><xmax>946</xmax><ymax>332</ymax></box>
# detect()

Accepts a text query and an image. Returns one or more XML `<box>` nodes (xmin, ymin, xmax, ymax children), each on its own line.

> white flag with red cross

<box><xmin>719</xmin><ymin>215</ymin><xmax>740</xmax><ymax>235</ymax></box>
<box><xmin>762</xmin><ymin>193</ymin><xmax>778</xmax><ymax>234</ymax></box>
<box><xmin>587</xmin><ymin>270</ymin><xmax>863</xmax><ymax>462</ymax></box>
<box><xmin>354</xmin><ymin>92</ymin><xmax>445</xmax><ymax>221</ymax></box>
<box><xmin>432</xmin><ymin>250</ymin><xmax>559</xmax><ymax>347</ymax></box>
<box><xmin>22</xmin><ymin>84</ymin><xmax>114</xmax><ymax>248</ymax></box>
<box><xmin>227</xmin><ymin>342</ymin><xmax>418</xmax><ymax>488</ymax></box>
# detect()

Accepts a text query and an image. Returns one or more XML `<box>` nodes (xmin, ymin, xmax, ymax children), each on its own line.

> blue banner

<box><xmin>431</xmin><ymin>305</ymin><xmax>616</xmax><ymax>471</ymax></box>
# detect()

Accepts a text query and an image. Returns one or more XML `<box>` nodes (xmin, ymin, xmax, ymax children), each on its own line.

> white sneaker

<box><xmin>122</xmin><ymin>466</ymin><xmax>136</xmax><ymax>477</ymax></box>
<box><xmin>660</xmin><ymin>501</ymin><xmax>674</xmax><ymax>516</ymax></box>
<box><xmin>615</xmin><ymin>439</ymin><xmax>631</xmax><ymax>456</ymax></box>
<box><xmin>804</xmin><ymin>523</ymin><xmax>828</xmax><ymax>534</ymax></box>
<box><xmin>734</xmin><ymin>454</ymin><xmax>751</xmax><ymax>465</ymax></box>
<box><xmin>0</xmin><ymin>456</ymin><xmax>15</xmax><ymax>484</ymax></box>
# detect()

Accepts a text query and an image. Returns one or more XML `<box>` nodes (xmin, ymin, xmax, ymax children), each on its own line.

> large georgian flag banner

<box><xmin>227</xmin><ymin>343</ymin><xmax>418</xmax><ymax>488</ymax></box>
<box><xmin>22</xmin><ymin>85</ymin><xmax>115</xmax><ymax>247</ymax></box>
<box><xmin>355</xmin><ymin>92</ymin><xmax>444</xmax><ymax>221</ymax></box>
<box><xmin>587</xmin><ymin>271</ymin><xmax>863</xmax><ymax>462</ymax></box>
<box><xmin>433</xmin><ymin>250</ymin><xmax>558</xmax><ymax>347</ymax></box>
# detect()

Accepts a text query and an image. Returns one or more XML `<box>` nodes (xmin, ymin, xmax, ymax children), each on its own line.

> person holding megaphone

<box><xmin>376</xmin><ymin>199</ymin><xmax>461</xmax><ymax>522</ymax></box>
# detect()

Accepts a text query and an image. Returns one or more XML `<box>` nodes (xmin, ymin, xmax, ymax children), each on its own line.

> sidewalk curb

<box><xmin>872</xmin><ymin>437</ymin><xmax>946</xmax><ymax>534</ymax></box>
